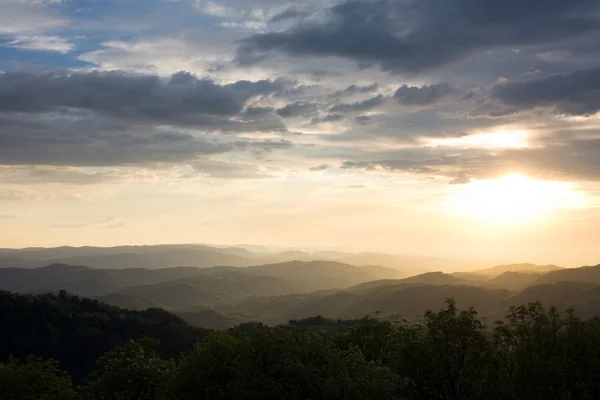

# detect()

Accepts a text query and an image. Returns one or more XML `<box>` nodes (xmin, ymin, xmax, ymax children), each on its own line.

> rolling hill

<box><xmin>243</xmin><ymin>260</ymin><xmax>405</xmax><ymax>289</ymax></box>
<box><xmin>535</xmin><ymin>264</ymin><xmax>600</xmax><ymax>284</ymax></box>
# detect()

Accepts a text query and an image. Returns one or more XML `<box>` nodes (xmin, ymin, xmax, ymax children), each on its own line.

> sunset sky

<box><xmin>1</xmin><ymin>0</ymin><xmax>600</xmax><ymax>266</ymax></box>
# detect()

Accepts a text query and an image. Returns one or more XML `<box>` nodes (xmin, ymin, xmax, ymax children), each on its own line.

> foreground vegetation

<box><xmin>3</xmin><ymin>291</ymin><xmax>600</xmax><ymax>399</ymax></box>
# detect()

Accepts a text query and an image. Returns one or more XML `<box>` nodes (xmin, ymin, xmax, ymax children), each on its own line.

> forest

<box><xmin>2</xmin><ymin>290</ymin><xmax>600</xmax><ymax>400</ymax></box>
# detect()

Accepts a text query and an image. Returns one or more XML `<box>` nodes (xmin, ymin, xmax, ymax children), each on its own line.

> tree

<box><xmin>84</xmin><ymin>338</ymin><xmax>175</xmax><ymax>400</ymax></box>
<box><xmin>0</xmin><ymin>356</ymin><xmax>78</xmax><ymax>400</ymax></box>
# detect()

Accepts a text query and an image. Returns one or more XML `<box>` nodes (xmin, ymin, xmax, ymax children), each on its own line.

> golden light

<box><xmin>445</xmin><ymin>174</ymin><xmax>586</xmax><ymax>224</ymax></box>
<box><xmin>427</xmin><ymin>129</ymin><xmax>528</xmax><ymax>148</ymax></box>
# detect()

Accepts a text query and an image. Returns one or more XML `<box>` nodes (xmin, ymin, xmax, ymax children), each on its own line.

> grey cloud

<box><xmin>276</xmin><ymin>101</ymin><xmax>319</xmax><ymax>117</ymax></box>
<box><xmin>330</xmin><ymin>94</ymin><xmax>385</xmax><ymax>113</ymax></box>
<box><xmin>0</xmin><ymin>112</ymin><xmax>292</xmax><ymax>167</ymax></box>
<box><xmin>394</xmin><ymin>83</ymin><xmax>457</xmax><ymax>106</ymax></box>
<box><xmin>309</xmin><ymin>164</ymin><xmax>330</xmax><ymax>171</ymax></box>
<box><xmin>491</xmin><ymin>66</ymin><xmax>600</xmax><ymax>115</ymax></box>
<box><xmin>354</xmin><ymin>115</ymin><xmax>372</xmax><ymax>124</ymax></box>
<box><xmin>0</xmin><ymin>70</ymin><xmax>290</xmax><ymax>127</ymax></box>
<box><xmin>243</xmin><ymin>106</ymin><xmax>275</xmax><ymax>117</ymax></box>
<box><xmin>239</xmin><ymin>0</ymin><xmax>600</xmax><ymax>72</ymax></box>
<box><xmin>333</xmin><ymin>83</ymin><xmax>379</xmax><ymax>97</ymax></box>
<box><xmin>311</xmin><ymin>114</ymin><xmax>345</xmax><ymax>124</ymax></box>
<box><xmin>337</xmin><ymin>131</ymin><xmax>600</xmax><ymax>182</ymax></box>
<box><xmin>269</xmin><ymin>8</ymin><xmax>311</xmax><ymax>23</ymax></box>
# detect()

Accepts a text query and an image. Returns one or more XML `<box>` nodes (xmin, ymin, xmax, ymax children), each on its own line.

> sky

<box><xmin>1</xmin><ymin>0</ymin><xmax>600</xmax><ymax>266</ymax></box>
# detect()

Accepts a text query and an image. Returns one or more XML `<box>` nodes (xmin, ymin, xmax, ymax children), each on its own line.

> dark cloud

<box><xmin>0</xmin><ymin>112</ymin><xmax>293</xmax><ymax>167</ymax></box>
<box><xmin>276</xmin><ymin>101</ymin><xmax>319</xmax><ymax>117</ymax></box>
<box><xmin>269</xmin><ymin>7</ymin><xmax>311</xmax><ymax>23</ymax></box>
<box><xmin>332</xmin><ymin>83</ymin><xmax>379</xmax><ymax>97</ymax></box>
<box><xmin>329</xmin><ymin>94</ymin><xmax>385</xmax><ymax>113</ymax></box>
<box><xmin>0</xmin><ymin>70</ymin><xmax>290</xmax><ymax>126</ymax></box>
<box><xmin>491</xmin><ymin>66</ymin><xmax>600</xmax><ymax>115</ymax></box>
<box><xmin>243</xmin><ymin>106</ymin><xmax>276</xmax><ymax>117</ymax></box>
<box><xmin>239</xmin><ymin>0</ymin><xmax>600</xmax><ymax>72</ymax></box>
<box><xmin>394</xmin><ymin>83</ymin><xmax>457</xmax><ymax>106</ymax></box>
<box><xmin>311</xmin><ymin>114</ymin><xmax>345</xmax><ymax>124</ymax></box>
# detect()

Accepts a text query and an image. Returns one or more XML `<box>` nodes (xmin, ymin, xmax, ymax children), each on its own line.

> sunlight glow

<box><xmin>427</xmin><ymin>130</ymin><xmax>528</xmax><ymax>149</ymax></box>
<box><xmin>445</xmin><ymin>174</ymin><xmax>587</xmax><ymax>224</ymax></box>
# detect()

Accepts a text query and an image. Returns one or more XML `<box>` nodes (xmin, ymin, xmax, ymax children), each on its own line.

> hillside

<box><xmin>221</xmin><ymin>283</ymin><xmax>510</xmax><ymax>324</ymax></box>
<box><xmin>474</xmin><ymin>263</ymin><xmax>562</xmax><ymax>277</ymax></box>
<box><xmin>177</xmin><ymin>309</ymin><xmax>249</xmax><ymax>330</ymax></box>
<box><xmin>0</xmin><ymin>290</ymin><xmax>206</xmax><ymax>382</ymax></box>
<box><xmin>0</xmin><ymin>264</ymin><xmax>209</xmax><ymax>297</ymax></box>
<box><xmin>536</xmin><ymin>264</ymin><xmax>600</xmax><ymax>284</ymax></box>
<box><xmin>398</xmin><ymin>271</ymin><xmax>472</xmax><ymax>285</ymax></box>
<box><xmin>509</xmin><ymin>282</ymin><xmax>600</xmax><ymax>318</ymax></box>
<box><xmin>244</xmin><ymin>260</ymin><xmax>405</xmax><ymax>289</ymax></box>
<box><xmin>0</xmin><ymin>245</ymin><xmax>258</xmax><ymax>269</ymax></box>
<box><xmin>117</xmin><ymin>269</ymin><xmax>313</xmax><ymax>310</ymax></box>
<box><xmin>487</xmin><ymin>271</ymin><xmax>542</xmax><ymax>290</ymax></box>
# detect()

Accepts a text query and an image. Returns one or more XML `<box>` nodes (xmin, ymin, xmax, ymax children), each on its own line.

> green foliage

<box><xmin>0</xmin><ymin>291</ymin><xmax>205</xmax><ymax>382</ymax></box>
<box><xmin>0</xmin><ymin>356</ymin><xmax>78</xmax><ymax>400</ymax></box>
<box><xmin>5</xmin><ymin>291</ymin><xmax>600</xmax><ymax>400</ymax></box>
<box><xmin>83</xmin><ymin>339</ymin><xmax>175</xmax><ymax>400</ymax></box>
<box><xmin>164</xmin><ymin>330</ymin><xmax>398</xmax><ymax>400</ymax></box>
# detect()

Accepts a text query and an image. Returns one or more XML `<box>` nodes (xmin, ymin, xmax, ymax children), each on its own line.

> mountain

<box><xmin>221</xmin><ymin>283</ymin><xmax>510</xmax><ymax>324</ymax></box>
<box><xmin>398</xmin><ymin>271</ymin><xmax>472</xmax><ymax>285</ymax></box>
<box><xmin>177</xmin><ymin>309</ymin><xmax>249</xmax><ymax>330</ymax></box>
<box><xmin>0</xmin><ymin>290</ymin><xmax>206</xmax><ymax>382</ymax></box>
<box><xmin>244</xmin><ymin>260</ymin><xmax>405</xmax><ymax>290</ymax></box>
<box><xmin>0</xmin><ymin>244</ymin><xmax>258</xmax><ymax>269</ymax></box>
<box><xmin>117</xmin><ymin>269</ymin><xmax>314</xmax><ymax>310</ymax></box>
<box><xmin>509</xmin><ymin>282</ymin><xmax>600</xmax><ymax>319</ymax></box>
<box><xmin>487</xmin><ymin>271</ymin><xmax>542</xmax><ymax>290</ymax></box>
<box><xmin>0</xmin><ymin>264</ymin><xmax>210</xmax><ymax>296</ymax></box>
<box><xmin>93</xmin><ymin>293</ymin><xmax>163</xmax><ymax>310</ymax></box>
<box><xmin>0</xmin><ymin>264</ymin><xmax>127</xmax><ymax>296</ymax></box>
<box><xmin>473</xmin><ymin>263</ymin><xmax>562</xmax><ymax>277</ymax></box>
<box><xmin>536</xmin><ymin>264</ymin><xmax>600</xmax><ymax>284</ymax></box>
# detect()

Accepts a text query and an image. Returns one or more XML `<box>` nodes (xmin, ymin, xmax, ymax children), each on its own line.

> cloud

<box><xmin>449</xmin><ymin>172</ymin><xmax>472</xmax><ymax>185</ymax></box>
<box><xmin>311</xmin><ymin>114</ymin><xmax>345</xmax><ymax>124</ymax></box>
<box><xmin>329</xmin><ymin>94</ymin><xmax>385</xmax><ymax>113</ymax></box>
<box><xmin>269</xmin><ymin>7</ymin><xmax>311</xmax><ymax>23</ymax></box>
<box><xmin>0</xmin><ymin>70</ymin><xmax>290</xmax><ymax>127</ymax></box>
<box><xmin>0</xmin><ymin>166</ymin><xmax>123</xmax><ymax>185</ymax></box>
<box><xmin>188</xmin><ymin>158</ymin><xmax>273</xmax><ymax>179</ymax></box>
<box><xmin>0</xmin><ymin>0</ymin><xmax>66</xmax><ymax>35</ymax></box>
<box><xmin>332</xmin><ymin>83</ymin><xmax>379</xmax><ymax>97</ymax></box>
<box><xmin>491</xmin><ymin>66</ymin><xmax>600</xmax><ymax>116</ymax></box>
<box><xmin>0</xmin><ymin>214</ymin><xmax>17</xmax><ymax>220</ymax></box>
<box><xmin>309</xmin><ymin>164</ymin><xmax>329</xmax><ymax>171</ymax></box>
<box><xmin>394</xmin><ymin>83</ymin><xmax>457</xmax><ymax>106</ymax></box>
<box><xmin>276</xmin><ymin>101</ymin><xmax>319</xmax><ymax>118</ymax></box>
<box><xmin>3</xmin><ymin>35</ymin><xmax>74</xmax><ymax>53</ymax></box>
<box><xmin>52</xmin><ymin>217</ymin><xmax>126</xmax><ymax>229</ymax></box>
<box><xmin>238</xmin><ymin>0</ymin><xmax>600</xmax><ymax>72</ymax></box>
<box><xmin>0</xmin><ymin>111</ymin><xmax>293</xmax><ymax>167</ymax></box>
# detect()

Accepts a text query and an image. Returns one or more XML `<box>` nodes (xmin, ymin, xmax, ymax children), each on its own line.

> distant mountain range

<box><xmin>1</xmin><ymin>244</ymin><xmax>598</xmax><ymax>329</ymax></box>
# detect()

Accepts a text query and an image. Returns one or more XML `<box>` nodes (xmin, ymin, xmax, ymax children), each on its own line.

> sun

<box><xmin>445</xmin><ymin>174</ymin><xmax>585</xmax><ymax>224</ymax></box>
